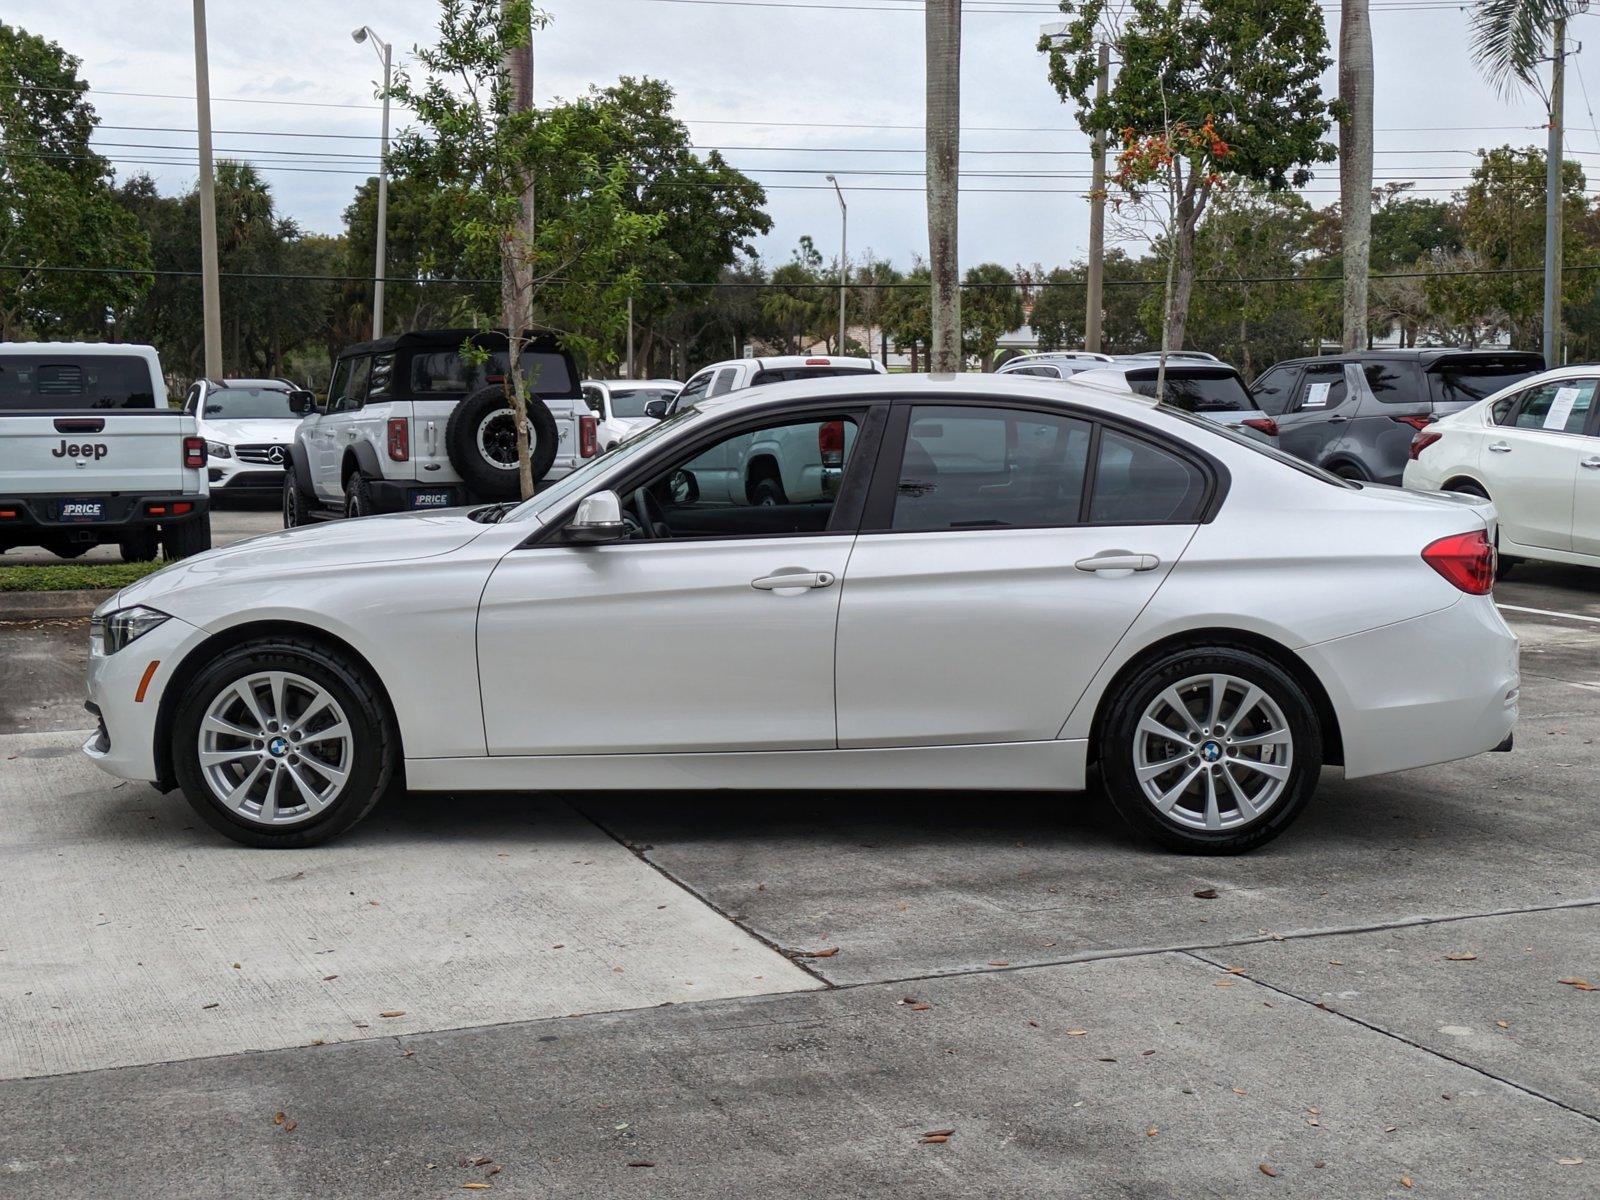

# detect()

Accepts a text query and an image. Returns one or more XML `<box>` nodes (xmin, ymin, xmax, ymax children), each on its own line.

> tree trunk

<box><xmin>501</xmin><ymin>15</ymin><xmax>537</xmax><ymax>499</ymax></box>
<box><xmin>1339</xmin><ymin>0</ymin><xmax>1373</xmax><ymax>351</ymax></box>
<box><xmin>1163</xmin><ymin>196</ymin><xmax>1197</xmax><ymax>353</ymax></box>
<box><xmin>925</xmin><ymin>0</ymin><xmax>961</xmax><ymax>372</ymax></box>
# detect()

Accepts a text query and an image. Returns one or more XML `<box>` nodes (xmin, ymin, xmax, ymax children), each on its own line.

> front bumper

<box><xmin>82</xmin><ymin>609</ymin><xmax>209</xmax><ymax>785</ymax></box>
<box><xmin>1299</xmin><ymin>594</ymin><xmax>1519</xmax><ymax>780</ymax></box>
<box><xmin>209</xmin><ymin>457</ymin><xmax>287</xmax><ymax>491</ymax></box>
<box><xmin>0</xmin><ymin>492</ymin><xmax>209</xmax><ymax>546</ymax></box>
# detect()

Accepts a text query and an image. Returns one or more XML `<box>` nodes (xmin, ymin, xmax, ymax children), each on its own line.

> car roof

<box><xmin>212</xmin><ymin>378</ymin><xmax>293</xmax><ymax>390</ymax></box>
<box><xmin>0</xmin><ymin>342</ymin><xmax>160</xmax><ymax>358</ymax></box>
<box><xmin>688</xmin><ymin>371</ymin><xmax>1161</xmax><ymax>420</ymax></box>
<box><xmin>1000</xmin><ymin>351</ymin><xmax>1114</xmax><ymax>365</ymax></box>
<box><xmin>693</xmin><ymin>355</ymin><xmax>883</xmax><ymax>373</ymax></box>
<box><xmin>1270</xmin><ymin>348</ymin><xmax>1546</xmax><ymax>370</ymax></box>
<box><xmin>585</xmin><ymin>378</ymin><xmax>681</xmax><ymax>389</ymax></box>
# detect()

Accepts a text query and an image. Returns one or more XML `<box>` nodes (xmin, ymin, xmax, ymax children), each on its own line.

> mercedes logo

<box><xmin>266</xmin><ymin>445</ymin><xmax>286</xmax><ymax>465</ymax></box>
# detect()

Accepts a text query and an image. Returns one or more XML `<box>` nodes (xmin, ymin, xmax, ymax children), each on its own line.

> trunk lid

<box><xmin>0</xmin><ymin>412</ymin><xmax>190</xmax><ymax>495</ymax></box>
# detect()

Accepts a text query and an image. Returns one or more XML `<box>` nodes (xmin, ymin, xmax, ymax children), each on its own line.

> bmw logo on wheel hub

<box><xmin>267</xmin><ymin>736</ymin><xmax>290</xmax><ymax>758</ymax></box>
<box><xmin>1199</xmin><ymin>740</ymin><xmax>1222</xmax><ymax>763</ymax></box>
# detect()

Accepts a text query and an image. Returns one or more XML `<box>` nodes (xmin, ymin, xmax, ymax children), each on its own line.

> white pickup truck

<box><xmin>283</xmin><ymin>328</ymin><xmax>596</xmax><ymax>522</ymax></box>
<box><xmin>0</xmin><ymin>343</ymin><xmax>212</xmax><ymax>562</ymax></box>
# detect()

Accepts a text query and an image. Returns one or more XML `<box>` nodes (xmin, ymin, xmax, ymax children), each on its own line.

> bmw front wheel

<box><xmin>1098</xmin><ymin>646</ymin><xmax>1323</xmax><ymax>854</ymax></box>
<box><xmin>172</xmin><ymin>638</ymin><xmax>398</xmax><ymax>847</ymax></box>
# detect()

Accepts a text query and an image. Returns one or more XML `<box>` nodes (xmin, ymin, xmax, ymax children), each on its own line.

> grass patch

<box><xmin>0</xmin><ymin>561</ymin><xmax>166</xmax><ymax>593</ymax></box>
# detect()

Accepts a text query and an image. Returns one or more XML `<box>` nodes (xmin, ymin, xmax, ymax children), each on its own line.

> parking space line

<box><xmin>1498</xmin><ymin>603</ymin><xmax>1600</xmax><ymax>626</ymax></box>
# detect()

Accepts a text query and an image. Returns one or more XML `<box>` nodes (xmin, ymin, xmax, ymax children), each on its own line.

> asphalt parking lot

<box><xmin>1</xmin><ymin>566</ymin><xmax>1597</xmax><ymax>1198</ymax></box>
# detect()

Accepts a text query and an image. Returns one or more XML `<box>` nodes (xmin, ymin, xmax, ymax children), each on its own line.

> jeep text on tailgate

<box><xmin>0</xmin><ymin>343</ymin><xmax>213</xmax><ymax>562</ymax></box>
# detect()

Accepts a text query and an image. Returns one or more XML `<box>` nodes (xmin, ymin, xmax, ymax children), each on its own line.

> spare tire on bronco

<box><xmin>445</xmin><ymin>384</ymin><xmax>559</xmax><ymax>499</ymax></box>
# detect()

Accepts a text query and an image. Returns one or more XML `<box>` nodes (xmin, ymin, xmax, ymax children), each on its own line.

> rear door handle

<box><xmin>1488</xmin><ymin>442</ymin><xmax>1512</xmax><ymax>453</ymax></box>
<box><xmin>1325</xmin><ymin>414</ymin><xmax>1350</xmax><ymax>424</ymax></box>
<box><xmin>1075</xmin><ymin>552</ymin><xmax>1160</xmax><ymax>573</ymax></box>
<box><xmin>752</xmin><ymin>569</ymin><xmax>835</xmax><ymax>591</ymax></box>
<box><xmin>1582</xmin><ymin>457</ymin><xmax>1600</xmax><ymax>470</ymax></box>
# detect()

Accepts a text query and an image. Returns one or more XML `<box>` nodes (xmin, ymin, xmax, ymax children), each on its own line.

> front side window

<box><xmin>325</xmin><ymin>359</ymin><xmax>354</xmax><ymax>413</ymax></box>
<box><xmin>1088</xmin><ymin>429</ymin><xmax>1208</xmax><ymax>524</ymax></box>
<box><xmin>672</xmin><ymin>372</ymin><xmax>714</xmax><ymax>413</ymax></box>
<box><xmin>891</xmin><ymin>405</ymin><xmax>1092</xmax><ymax>531</ymax></box>
<box><xmin>330</xmin><ymin>357</ymin><xmax>371</xmax><ymax>413</ymax></box>
<box><xmin>1510</xmin><ymin>380</ymin><xmax>1596</xmax><ymax>434</ymax></box>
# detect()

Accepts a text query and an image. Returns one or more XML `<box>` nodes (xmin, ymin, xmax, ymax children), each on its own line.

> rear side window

<box><xmin>1088</xmin><ymin>430</ymin><xmax>1208</xmax><ymax>524</ymax></box>
<box><xmin>368</xmin><ymin>353</ymin><xmax>395</xmax><ymax>397</ymax></box>
<box><xmin>1291</xmin><ymin>363</ymin><xmax>1348</xmax><ymax>412</ymax></box>
<box><xmin>1510</xmin><ymin>380</ymin><xmax>1596</xmax><ymax>433</ymax></box>
<box><xmin>1363</xmin><ymin>361</ymin><xmax>1425</xmax><ymax>404</ymax></box>
<box><xmin>0</xmin><ymin>354</ymin><xmax>156</xmax><ymax>411</ymax></box>
<box><xmin>710</xmin><ymin>367</ymin><xmax>739</xmax><ymax>397</ymax></box>
<box><xmin>1431</xmin><ymin>359</ymin><xmax>1542</xmax><ymax>406</ymax></box>
<box><xmin>752</xmin><ymin>366</ymin><xmax>876</xmax><ymax>385</ymax></box>
<box><xmin>1125</xmin><ymin>370</ymin><xmax>1253</xmax><ymax>412</ymax></box>
<box><xmin>891</xmin><ymin>405</ymin><xmax>1092</xmax><ymax>530</ymax></box>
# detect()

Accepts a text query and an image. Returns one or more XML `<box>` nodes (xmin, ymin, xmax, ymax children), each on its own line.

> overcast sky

<box><xmin>10</xmin><ymin>0</ymin><xmax>1589</xmax><ymax>277</ymax></box>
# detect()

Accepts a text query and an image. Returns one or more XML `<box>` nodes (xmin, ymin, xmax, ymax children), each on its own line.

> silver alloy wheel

<box><xmin>1131</xmin><ymin>673</ymin><xmax>1293</xmax><ymax>832</ymax></box>
<box><xmin>197</xmin><ymin>670</ymin><xmax>353</xmax><ymax>826</ymax></box>
<box><xmin>476</xmin><ymin>409</ymin><xmax>531</xmax><ymax>472</ymax></box>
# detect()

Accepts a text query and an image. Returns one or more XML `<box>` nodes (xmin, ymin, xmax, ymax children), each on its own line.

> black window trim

<box><xmin>522</xmin><ymin>397</ymin><xmax>892</xmax><ymax>547</ymax></box>
<box><xmin>1504</xmin><ymin>376</ymin><xmax>1600</xmax><ymax>438</ymax></box>
<box><xmin>857</xmin><ymin>394</ymin><xmax>1229</xmax><ymax>534</ymax></box>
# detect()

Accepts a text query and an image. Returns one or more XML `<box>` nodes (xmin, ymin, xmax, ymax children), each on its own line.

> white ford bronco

<box><xmin>283</xmin><ymin>329</ymin><xmax>596</xmax><ymax>523</ymax></box>
<box><xmin>0</xmin><ymin>342</ymin><xmax>212</xmax><ymax>562</ymax></box>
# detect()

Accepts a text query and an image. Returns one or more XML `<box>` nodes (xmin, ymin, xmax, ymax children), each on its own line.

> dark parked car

<box><xmin>1247</xmin><ymin>349</ymin><xmax>1545</xmax><ymax>483</ymax></box>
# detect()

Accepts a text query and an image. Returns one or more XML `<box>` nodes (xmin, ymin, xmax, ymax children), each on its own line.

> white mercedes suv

<box><xmin>84</xmin><ymin>374</ymin><xmax>1519</xmax><ymax>853</ymax></box>
<box><xmin>182</xmin><ymin>378</ymin><xmax>309</xmax><ymax>501</ymax></box>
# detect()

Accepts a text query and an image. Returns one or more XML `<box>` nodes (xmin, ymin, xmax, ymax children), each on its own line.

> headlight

<box><xmin>206</xmin><ymin>440</ymin><xmax>233</xmax><ymax>459</ymax></box>
<box><xmin>90</xmin><ymin>606</ymin><xmax>170</xmax><ymax>655</ymax></box>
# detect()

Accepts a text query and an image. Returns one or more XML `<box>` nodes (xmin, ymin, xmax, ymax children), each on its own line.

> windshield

<box><xmin>202</xmin><ymin>387</ymin><xmax>296</xmax><ymax>419</ymax></box>
<box><xmin>610</xmin><ymin>386</ymin><xmax>678</xmax><ymax>418</ymax></box>
<box><xmin>0</xmin><ymin>354</ymin><xmax>156</xmax><ymax>411</ymax></box>
<box><xmin>503</xmin><ymin>406</ymin><xmax>703</xmax><ymax>523</ymax></box>
<box><xmin>1126</xmin><ymin>371</ymin><xmax>1254</xmax><ymax>412</ymax></box>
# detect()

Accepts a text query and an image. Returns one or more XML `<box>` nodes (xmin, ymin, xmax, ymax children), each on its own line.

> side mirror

<box><xmin>288</xmin><ymin>389</ymin><xmax>317</xmax><ymax>415</ymax></box>
<box><xmin>668</xmin><ymin>468</ymin><xmax>700</xmax><ymax>506</ymax></box>
<box><xmin>643</xmin><ymin>399</ymin><xmax>670</xmax><ymax>420</ymax></box>
<box><xmin>567</xmin><ymin>490</ymin><xmax>629</xmax><ymax>543</ymax></box>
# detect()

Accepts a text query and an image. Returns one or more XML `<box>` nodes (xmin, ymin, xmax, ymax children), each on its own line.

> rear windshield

<box><xmin>0</xmin><ymin>354</ymin><xmax>156</xmax><ymax>411</ymax></box>
<box><xmin>610</xmin><ymin>387</ymin><xmax>679</xmax><ymax>417</ymax></box>
<box><xmin>1430</xmin><ymin>358</ymin><xmax>1542</xmax><ymax>406</ymax></box>
<box><xmin>202</xmin><ymin>387</ymin><xmax>297</xmax><ymax>419</ymax></box>
<box><xmin>1124</xmin><ymin>370</ymin><xmax>1254</xmax><ymax>412</ymax></box>
<box><xmin>751</xmin><ymin>366</ymin><xmax>876</xmax><ymax>386</ymax></box>
<box><xmin>408</xmin><ymin>348</ymin><xmax>575</xmax><ymax>397</ymax></box>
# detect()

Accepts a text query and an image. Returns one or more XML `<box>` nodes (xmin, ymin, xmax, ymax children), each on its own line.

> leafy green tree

<box><xmin>1040</xmin><ymin>0</ymin><xmax>1337</xmax><ymax>350</ymax></box>
<box><xmin>961</xmin><ymin>262</ymin><xmax>1025</xmax><ymax>370</ymax></box>
<box><xmin>880</xmin><ymin>259</ymin><xmax>932</xmax><ymax>369</ymax></box>
<box><xmin>1027</xmin><ymin>266</ymin><xmax>1081</xmax><ymax>352</ymax></box>
<box><xmin>760</xmin><ymin>237</ymin><xmax>833</xmax><ymax>353</ymax></box>
<box><xmin>0</xmin><ymin>22</ymin><xmax>151</xmax><ymax>340</ymax></box>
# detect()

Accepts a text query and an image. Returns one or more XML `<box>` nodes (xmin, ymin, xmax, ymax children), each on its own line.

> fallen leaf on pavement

<box><xmin>1226</xmin><ymin>966</ymin><xmax>1246</xmax><ymax>974</ymax></box>
<box><xmin>322</xmin><ymin>975</ymin><xmax>338</xmax><ymax>982</ymax></box>
<box><xmin>461</xmin><ymin>1185</ymin><xmax>491</xmax><ymax>1191</ymax></box>
<box><xmin>379</xmin><ymin>1010</ymin><xmax>406</xmax><ymax>1018</ymax></box>
<box><xmin>1559</xmin><ymin>977</ymin><xmax>1596</xmax><ymax>991</ymax></box>
<box><xmin>1193</xmin><ymin>888</ymin><xmax>1219</xmax><ymax>899</ymax></box>
<box><xmin>1445</xmin><ymin>952</ymin><xmax>1478</xmax><ymax>961</ymax></box>
<box><xmin>987</xmin><ymin>960</ymin><xmax>1010</xmax><ymax>967</ymax></box>
<box><xmin>796</xmin><ymin>948</ymin><xmax>839</xmax><ymax>958</ymax></box>
<box><xmin>472</xmin><ymin>1156</ymin><xmax>492</xmax><ymax>1166</ymax></box>
<box><xmin>921</xmin><ymin>1129</ymin><xmax>956</xmax><ymax>1138</ymax></box>
<box><xmin>1213</xmin><ymin>979</ymin><xmax>1237</xmax><ymax>988</ymax></box>
<box><xmin>1558</xmin><ymin>1157</ymin><xmax>1585</xmax><ymax>1166</ymax></box>
<box><xmin>1146</xmin><ymin>1126</ymin><xmax>1158</xmax><ymax>1137</ymax></box>
<box><xmin>1497</xmin><ymin>1020</ymin><xmax>1510</xmax><ymax>1029</ymax></box>
<box><xmin>1384</xmin><ymin>1125</ymin><xmax>1398</xmax><ymax>1133</ymax></box>
<box><xmin>1067</xmin><ymin>1029</ymin><xmax>1087</xmax><ymax>1036</ymax></box>
<box><xmin>1258</xmin><ymin>1164</ymin><xmax>1277</xmax><ymax>1177</ymax></box>
<box><xmin>1400</xmin><ymin>1177</ymin><xmax>1413</xmax><ymax>1189</ymax></box>
<box><xmin>908</xmin><ymin>1003</ymin><xmax>932</xmax><ymax>1011</ymax></box>
<box><xmin>1232</xmin><ymin>1088</ymin><xmax>1247</xmax><ymax>1097</ymax></box>
<box><xmin>486</xmin><ymin>1165</ymin><xmax>502</xmax><ymax>1177</ymax></box>
<box><xmin>1328</xmin><ymin>960</ymin><xmax>1343</xmax><ymax>966</ymax></box>
<box><xmin>273</xmin><ymin>1112</ymin><xmax>285</xmax><ymax>1125</ymax></box>
<box><xmin>283</xmin><ymin>1120</ymin><xmax>297</xmax><ymax>1132</ymax></box>
<box><xmin>628</xmin><ymin>1161</ymin><xmax>655</xmax><ymax>1168</ymax></box>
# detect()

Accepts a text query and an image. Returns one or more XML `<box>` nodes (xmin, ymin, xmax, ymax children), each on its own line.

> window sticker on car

<box><xmin>1303</xmin><ymin>381</ymin><xmax>1333</xmax><ymax>409</ymax></box>
<box><xmin>1544</xmin><ymin>386</ymin><xmax>1582</xmax><ymax>431</ymax></box>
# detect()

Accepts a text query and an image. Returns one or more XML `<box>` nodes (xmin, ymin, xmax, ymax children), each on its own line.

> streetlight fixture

<box><xmin>352</xmin><ymin>25</ymin><xmax>392</xmax><ymax>340</ymax></box>
<box><xmin>825</xmin><ymin>174</ymin><xmax>848</xmax><ymax>354</ymax></box>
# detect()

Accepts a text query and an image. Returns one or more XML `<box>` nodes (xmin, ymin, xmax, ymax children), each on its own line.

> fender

<box><xmin>343</xmin><ymin>438</ymin><xmax>386</xmax><ymax>485</ymax></box>
<box><xmin>285</xmin><ymin>441</ymin><xmax>317</xmax><ymax>498</ymax></box>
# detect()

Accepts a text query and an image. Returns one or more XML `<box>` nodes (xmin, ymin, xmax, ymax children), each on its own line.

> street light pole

<box><xmin>192</xmin><ymin>0</ymin><xmax>223</xmax><ymax>379</ymax></box>
<box><xmin>826</xmin><ymin>174</ymin><xmax>848</xmax><ymax>354</ymax></box>
<box><xmin>352</xmin><ymin>26</ymin><xmax>392</xmax><ymax>341</ymax></box>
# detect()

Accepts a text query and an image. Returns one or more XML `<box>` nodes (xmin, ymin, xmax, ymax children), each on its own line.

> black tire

<box><xmin>445</xmin><ymin>385</ymin><xmax>558</xmax><ymax>500</ymax></box>
<box><xmin>50</xmin><ymin>542</ymin><xmax>92</xmax><ymax>560</ymax></box>
<box><xmin>1328</xmin><ymin>461</ymin><xmax>1367</xmax><ymax>482</ymax></box>
<box><xmin>1097</xmin><ymin>645</ymin><xmax>1323</xmax><ymax>854</ymax></box>
<box><xmin>749</xmin><ymin>476</ymin><xmax>787</xmax><ymax>506</ymax></box>
<box><xmin>171</xmin><ymin>638</ymin><xmax>397</xmax><ymax>848</ymax></box>
<box><xmin>161</xmin><ymin>515</ymin><xmax>213</xmax><ymax>560</ymax></box>
<box><xmin>1445</xmin><ymin>480</ymin><xmax>1516</xmax><ymax>578</ymax></box>
<box><xmin>344</xmin><ymin>472</ymin><xmax>373</xmax><ymax>519</ymax></box>
<box><xmin>283</xmin><ymin>471</ymin><xmax>312</xmax><ymax>528</ymax></box>
<box><xmin>119</xmin><ymin>528</ymin><xmax>159</xmax><ymax>563</ymax></box>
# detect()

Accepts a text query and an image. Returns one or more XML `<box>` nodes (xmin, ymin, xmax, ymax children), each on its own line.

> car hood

<box><xmin>198</xmin><ymin>418</ymin><xmax>299</xmax><ymax>443</ymax></box>
<box><xmin>112</xmin><ymin>511</ymin><xmax>494</xmax><ymax>613</ymax></box>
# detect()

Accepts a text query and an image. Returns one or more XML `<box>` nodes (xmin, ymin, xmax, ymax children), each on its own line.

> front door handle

<box><xmin>1488</xmin><ymin>441</ymin><xmax>1512</xmax><ymax>453</ymax></box>
<box><xmin>1582</xmin><ymin>457</ymin><xmax>1600</xmax><ymax>470</ymax></box>
<box><xmin>1324</xmin><ymin>414</ymin><xmax>1350</xmax><ymax>424</ymax></box>
<box><xmin>1075</xmin><ymin>552</ymin><xmax>1160</xmax><ymax>573</ymax></box>
<box><xmin>752</xmin><ymin>569</ymin><xmax>835</xmax><ymax>591</ymax></box>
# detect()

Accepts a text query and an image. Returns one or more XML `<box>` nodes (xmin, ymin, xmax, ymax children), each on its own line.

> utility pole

<box><xmin>191</xmin><ymin>0</ymin><xmax>223</xmax><ymax>379</ymax></box>
<box><xmin>1086</xmin><ymin>42</ymin><xmax>1108</xmax><ymax>353</ymax></box>
<box><xmin>926</xmin><ymin>0</ymin><xmax>962</xmax><ymax>372</ymax></box>
<box><xmin>826</xmin><ymin>174</ymin><xmax>848</xmax><ymax>353</ymax></box>
<box><xmin>353</xmin><ymin>27</ymin><xmax>392</xmax><ymax>340</ymax></box>
<box><xmin>1340</xmin><ymin>0</ymin><xmax>1373</xmax><ymax>352</ymax></box>
<box><xmin>1544</xmin><ymin>18</ymin><xmax>1566</xmax><ymax>369</ymax></box>
<box><xmin>625</xmin><ymin>295</ymin><xmax>634</xmax><ymax>379</ymax></box>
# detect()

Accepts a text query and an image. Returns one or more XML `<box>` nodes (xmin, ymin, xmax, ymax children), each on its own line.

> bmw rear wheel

<box><xmin>1098</xmin><ymin>646</ymin><xmax>1322</xmax><ymax>854</ymax></box>
<box><xmin>172</xmin><ymin>638</ymin><xmax>398</xmax><ymax>847</ymax></box>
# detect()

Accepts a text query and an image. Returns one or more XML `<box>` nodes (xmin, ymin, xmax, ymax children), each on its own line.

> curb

<box><xmin>0</xmin><ymin>589</ymin><xmax>115</xmax><ymax>622</ymax></box>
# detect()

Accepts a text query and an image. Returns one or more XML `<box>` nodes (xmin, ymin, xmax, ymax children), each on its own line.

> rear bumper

<box><xmin>368</xmin><ymin>479</ymin><xmax>466</xmax><ymax>513</ymax></box>
<box><xmin>1299</xmin><ymin>594</ymin><xmax>1519</xmax><ymax>780</ymax></box>
<box><xmin>0</xmin><ymin>492</ymin><xmax>209</xmax><ymax>546</ymax></box>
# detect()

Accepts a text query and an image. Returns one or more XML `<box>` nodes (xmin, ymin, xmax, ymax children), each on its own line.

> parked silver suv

<box><xmin>1248</xmin><ymin>349</ymin><xmax>1545</xmax><ymax>483</ymax></box>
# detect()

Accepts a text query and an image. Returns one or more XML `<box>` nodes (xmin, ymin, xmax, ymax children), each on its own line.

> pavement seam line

<box><xmin>564</xmin><ymin>798</ymin><xmax>838</xmax><ymax>988</ymax></box>
<box><xmin>1180</xmin><ymin>947</ymin><xmax>1600</xmax><ymax>1128</ymax></box>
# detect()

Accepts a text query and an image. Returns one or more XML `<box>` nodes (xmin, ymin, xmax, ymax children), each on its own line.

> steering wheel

<box><xmin>626</xmin><ymin>486</ymin><xmax>672</xmax><ymax>540</ymax></box>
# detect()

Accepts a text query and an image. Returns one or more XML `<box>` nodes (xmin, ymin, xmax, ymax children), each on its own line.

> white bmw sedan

<box><xmin>84</xmin><ymin>374</ymin><xmax>1519</xmax><ymax>854</ymax></box>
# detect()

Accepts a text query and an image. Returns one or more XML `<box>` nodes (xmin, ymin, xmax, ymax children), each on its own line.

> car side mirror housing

<box><xmin>567</xmin><ymin>490</ymin><xmax>629</xmax><ymax>543</ymax></box>
<box><xmin>288</xmin><ymin>389</ymin><xmax>317</xmax><ymax>415</ymax></box>
<box><xmin>643</xmin><ymin>399</ymin><xmax>670</xmax><ymax>419</ymax></box>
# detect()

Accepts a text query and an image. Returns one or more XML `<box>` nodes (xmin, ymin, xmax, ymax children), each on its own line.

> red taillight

<box><xmin>0</xmin><ymin>509</ymin><xmax>17</xmax><ymax>520</ymax></box>
<box><xmin>805</xmin><ymin>358</ymin><xmax>830</xmax><ymax>366</ymax></box>
<box><xmin>1391</xmin><ymin>414</ymin><xmax>1433</xmax><ymax>432</ymax></box>
<box><xmin>1409</xmin><ymin>430</ymin><xmax>1444</xmax><ymax>461</ymax></box>
<box><xmin>1241</xmin><ymin>417</ymin><xmax>1279</xmax><ymax>438</ymax></box>
<box><xmin>171</xmin><ymin>501</ymin><xmax>193</xmax><ymax>516</ymax></box>
<box><xmin>386</xmin><ymin>417</ymin><xmax>410</xmax><ymax>462</ymax></box>
<box><xmin>146</xmin><ymin>504</ymin><xmax>167</xmax><ymax>516</ymax></box>
<box><xmin>818</xmin><ymin>419</ymin><xmax>845</xmax><ymax>466</ymax></box>
<box><xmin>182</xmin><ymin>436</ymin><xmax>206</xmax><ymax>469</ymax></box>
<box><xmin>1422</xmin><ymin>530</ymin><xmax>1496</xmax><ymax>595</ymax></box>
<box><xmin>578</xmin><ymin>414</ymin><xmax>598</xmax><ymax>458</ymax></box>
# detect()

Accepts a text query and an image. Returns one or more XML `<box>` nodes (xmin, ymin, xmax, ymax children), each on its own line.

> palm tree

<box><xmin>925</xmin><ymin>0</ymin><xmax>962</xmax><ymax>372</ymax></box>
<box><xmin>1471</xmin><ymin>0</ymin><xmax>1582</xmax><ymax>367</ymax></box>
<box><xmin>1339</xmin><ymin>0</ymin><xmax>1373</xmax><ymax>351</ymax></box>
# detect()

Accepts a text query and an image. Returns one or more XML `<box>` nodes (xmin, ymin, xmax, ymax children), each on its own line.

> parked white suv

<box><xmin>283</xmin><ymin>329</ymin><xmax>596</xmax><ymax>523</ymax></box>
<box><xmin>581</xmin><ymin>378</ymin><xmax>681</xmax><ymax>450</ymax></box>
<box><xmin>182</xmin><ymin>378</ymin><xmax>310</xmax><ymax>502</ymax></box>
<box><xmin>0</xmin><ymin>342</ymin><xmax>211</xmax><ymax>562</ymax></box>
<box><xmin>663</xmin><ymin>355</ymin><xmax>886</xmax><ymax>417</ymax></box>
